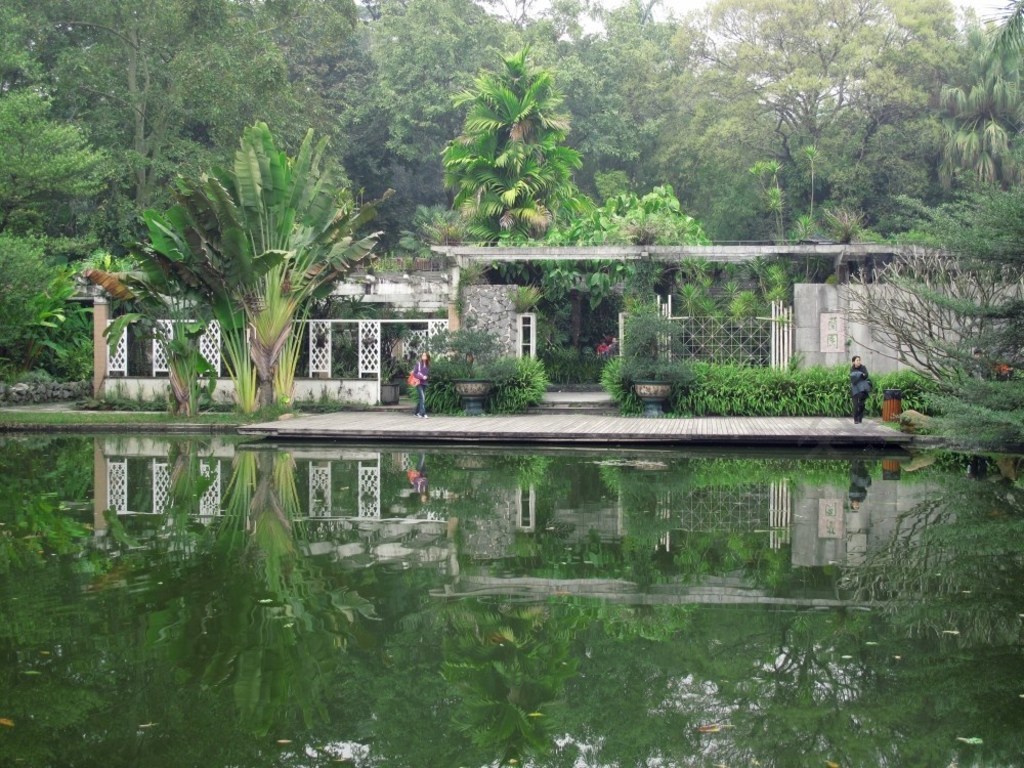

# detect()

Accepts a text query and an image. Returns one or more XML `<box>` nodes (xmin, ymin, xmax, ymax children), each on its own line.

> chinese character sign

<box><xmin>820</xmin><ymin>313</ymin><xmax>846</xmax><ymax>353</ymax></box>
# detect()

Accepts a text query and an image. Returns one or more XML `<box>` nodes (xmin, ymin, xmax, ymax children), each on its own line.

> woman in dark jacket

<box><xmin>849</xmin><ymin>355</ymin><xmax>871</xmax><ymax>424</ymax></box>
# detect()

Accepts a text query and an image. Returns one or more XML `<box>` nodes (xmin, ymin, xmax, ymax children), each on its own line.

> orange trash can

<box><xmin>882</xmin><ymin>389</ymin><xmax>903</xmax><ymax>422</ymax></box>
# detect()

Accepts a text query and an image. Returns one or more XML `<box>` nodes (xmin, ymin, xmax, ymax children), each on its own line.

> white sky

<box><xmin>648</xmin><ymin>0</ymin><xmax>1015</xmax><ymax>23</ymax></box>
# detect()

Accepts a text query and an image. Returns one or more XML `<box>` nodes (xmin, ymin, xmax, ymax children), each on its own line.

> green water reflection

<box><xmin>0</xmin><ymin>436</ymin><xmax>1021</xmax><ymax>767</ymax></box>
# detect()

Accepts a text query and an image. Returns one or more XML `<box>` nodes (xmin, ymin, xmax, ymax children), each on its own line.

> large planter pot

<box><xmin>632</xmin><ymin>381</ymin><xmax>672</xmax><ymax>417</ymax></box>
<box><xmin>454</xmin><ymin>379</ymin><xmax>493</xmax><ymax>416</ymax></box>
<box><xmin>379</xmin><ymin>382</ymin><xmax>400</xmax><ymax>405</ymax></box>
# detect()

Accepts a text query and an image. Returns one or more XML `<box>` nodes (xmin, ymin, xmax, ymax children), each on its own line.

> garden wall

<box><xmin>102</xmin><ymin>377</ymin><xmax>379</xmax><ymax>407</ymax></box>
<box><xmin>0</xmin><ymin>380</ymin><xmax>91</xmax><ymax>406</ymax></box>
<box><xmin>793</xmin><ymin>283</ymin><xmax>907</xmax><ymax>374</ymax></box>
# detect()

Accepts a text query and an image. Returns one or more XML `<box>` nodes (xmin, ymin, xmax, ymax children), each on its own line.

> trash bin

<box><xmin>882</xmin><ymin>388</ymin><xmax>903</xmax><ymax>422</ymax></box>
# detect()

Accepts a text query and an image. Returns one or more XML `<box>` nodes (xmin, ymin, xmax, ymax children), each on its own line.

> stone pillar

<box><xmin>92</xmin><ymin>297</ymin><xmax>109</xmax><ymax>398</ymax></box>
<box><xmin>447</xmin><ymin>249</ymin><xmax>461</xmax><ymax>330</ymax></box>
<box><xmin>93</xmin><ymin>439</ymin><xmax>107</xmax><ymax>535</ymax></box>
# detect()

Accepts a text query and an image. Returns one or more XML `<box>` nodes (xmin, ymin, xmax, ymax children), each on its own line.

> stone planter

<box><xmin>454</xmin><ymin>379</ymin><xmax>493</xmax><ymax>416</ymax></box>
<box><xmin>632</xmin><ymin>381</ymin><xmax>672</xmax><ymax>417</ymax></box>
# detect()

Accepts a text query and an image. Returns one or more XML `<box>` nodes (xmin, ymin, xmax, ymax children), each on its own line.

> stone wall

<box><xmin>0</xmin><ymin>380</ymin><xmax>92</xmax><ymax>406</ymax></box>
<box><xmin>461</xmin><ymin>284</ymin><xmax>518</xmax><ymax>356</ymax></box>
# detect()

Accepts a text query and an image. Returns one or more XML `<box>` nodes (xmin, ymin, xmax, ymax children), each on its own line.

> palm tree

<box><xmin>442</xmin><ymin>47</ymin><xmax>585</xmax><ymax>244</ymax></box>
<box><xmin>142</xmin><ymin>123</ymin><xmax>388</xmax><ymax>409</ymax></box>
<box><xmin>940</xmin><ymin>26</ymin><xmax>1024</xmax><ymax>188</ymax></box>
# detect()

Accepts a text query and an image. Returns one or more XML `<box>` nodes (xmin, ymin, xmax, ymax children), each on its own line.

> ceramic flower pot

<box><xmin>454</xmin><ymin>379</ymin><xmax>493</xmax><ymax>416</ymax></box>
<box><xmin>632</xmin><ymin>381</ymin><xmax>672</xmax><ymax>417</ymax></box>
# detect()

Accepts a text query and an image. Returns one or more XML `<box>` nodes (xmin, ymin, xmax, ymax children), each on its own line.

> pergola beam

<box><xmin>432</xmin><ymin>243</ymin><xmax>897</xmax><ymax>265</ymax></box>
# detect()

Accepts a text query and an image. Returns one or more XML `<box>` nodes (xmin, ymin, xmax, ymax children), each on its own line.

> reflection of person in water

<box><xmin>407</xmin><ymin>454</ymin><xmax>428</xmax><ymax>502</ymax></box>
<box><xmin>848</xmin><ymin>459</ymin><xmax>872</xmax><ymax>510</ymax></box>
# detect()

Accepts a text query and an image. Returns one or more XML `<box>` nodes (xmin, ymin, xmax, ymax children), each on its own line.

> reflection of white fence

<box><xmin>107</xmin><ymin>453</ymin><xmax>436</xmax><ymax>522</ymax></box>
<box><xmin>106</xmin><ymin>458</ymin><xmax>221</xmax><ymax>519</ymax></box>
<box><xmin>770</xmin><ymin>480</ymin><xmax>791</xmax><ymax>550</ymax></box>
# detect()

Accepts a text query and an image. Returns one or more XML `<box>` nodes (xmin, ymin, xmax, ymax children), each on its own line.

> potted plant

<box><xmin>436</xmin><ymin>325</ymin><xmax>502</xmax><ymax>415</ymax></box>
<box><xmin>619</xmin><ymin>304</ymin><xmax>692</xmax><ymax>417</ymax></box>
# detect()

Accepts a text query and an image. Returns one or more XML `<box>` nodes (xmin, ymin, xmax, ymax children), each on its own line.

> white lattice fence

<box><xmin>660</xmin><ymin>301</ymin><xmax>793</xmax><ymax>369</ymax></box>
<box><xmin>309</xmin><ymin>461</ymin><xmax>332</xmax><ymax>517</ymax></box>
<box><xmin>358</xmin><ymin>460</ymin><xmax>380</xmax><ymax>518</ymax></box>
<box><xmin>152</xmin><ymin>320</ymin><xmax>222</xmax><ymax>375</ymax></box>
<box><xmin>106</xmin><ymin>324</ymin><xmax>129</xmax><ymax>376</ymax></box>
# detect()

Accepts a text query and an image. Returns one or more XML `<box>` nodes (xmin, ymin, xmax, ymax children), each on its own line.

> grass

<box><xmin>0</xmin><ymin>395</ymin><xmax>413</xmax><ymax>431</ymax></box>
<box><xmin>0</xmin><ymin>408</ymin><xmax>259</xmax><ymax>431</ymax></box>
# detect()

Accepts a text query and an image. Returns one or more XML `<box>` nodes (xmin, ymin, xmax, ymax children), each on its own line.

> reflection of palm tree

<box><xmin>193</xmin><ymin>449</ymin><xmax>377</xmax><ymax>736</ymax></box>
<box><xmin>441</xmin><ymin>601</ymin><xmax>579</xmax><ymax>765</ymax></box>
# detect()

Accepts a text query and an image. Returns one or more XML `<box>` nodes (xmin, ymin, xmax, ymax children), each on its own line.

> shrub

<box><xmin>674</xmin><ymin>363</ymin><xmax>939</xmax><ymax>417</ymax></box>
<box><xmin>489</xmin><ymin>356</ymin><xmax>549</xmax><ymax>414</ymax></box>
<box><xmin>425</xmin><ymin>356</ymin><xmax>549</xmax><ymax>414</ymax></box>
<box><xmin>540</xmin><ymin>347</ymin><xmax>606</xmax><ymax>385</ymax></box>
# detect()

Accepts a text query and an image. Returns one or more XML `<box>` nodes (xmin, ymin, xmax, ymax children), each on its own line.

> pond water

<box><xmin>0</xmin><ymin>434</ymin><xmax>1021</xmax><ymax>767</ymax></box>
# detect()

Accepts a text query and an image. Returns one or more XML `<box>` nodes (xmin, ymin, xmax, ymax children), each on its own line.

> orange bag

<box><xmin>407</xmin><ymin>372</ymin><xmax>419</xmax><ymax>387</ymax></box>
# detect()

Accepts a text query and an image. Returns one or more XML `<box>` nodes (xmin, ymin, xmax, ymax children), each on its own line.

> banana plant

<box><xmin>141</xmin><ymin>122</ymin><xmax>390</xmax><ymax>409</ymax></box>
<box><xmin>84</xmin><ymin>266</ymin><xmax>215</xmax><ymax>416</ymax></box>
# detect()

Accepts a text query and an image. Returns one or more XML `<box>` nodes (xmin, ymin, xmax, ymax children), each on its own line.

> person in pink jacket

<box><xmin>412</xmin><ymin>352</ymin><xmax>430</xmax><ymax>418</ymax></box>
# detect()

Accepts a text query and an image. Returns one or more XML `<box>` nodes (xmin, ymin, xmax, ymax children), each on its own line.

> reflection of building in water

<box><xmin>93</xmin><ymin>440</ymin><xmax>929</xmax><ymax>574</ymax></box>
<box><xmin>791</xmin><ymin>459</ymin><xmax>934</xmax><ymax>567</ymax></box>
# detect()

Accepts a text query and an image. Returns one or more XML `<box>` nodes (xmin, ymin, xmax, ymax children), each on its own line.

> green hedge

<box><xmin>602</xmin><ymin>361</ymin><xmax>939</xmax><ymax>417</ymax></box>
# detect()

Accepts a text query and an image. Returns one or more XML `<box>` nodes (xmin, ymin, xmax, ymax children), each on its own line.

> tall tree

<box><xmin>660</xmin><ymin>0</ymin><xmax>958</xmax><ymax>239</ymax></box>
<box><xmin>140</xmin><ymin>123</ymin><xmax>388</xmax><ymax>410</ymax></box>
<box><xmin>940</xmin><ymin>25</ymin><xmax>1024</xmax><ymax>188</ymax></box>
<box><xmin>442</xmin><ymin>46</ymin><xmax>586</xmax><ymax>243</ymax></box>
<box><xmin>0</xmin><ymin>90</ymin><xmax>108</xmax><ymax>242</ymax></box>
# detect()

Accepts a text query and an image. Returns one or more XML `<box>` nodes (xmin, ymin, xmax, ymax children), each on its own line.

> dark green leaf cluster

<box><xmin>545</xmin><ymin>185</ymin><xmax>711</xmax><ymax>246</ymax></box>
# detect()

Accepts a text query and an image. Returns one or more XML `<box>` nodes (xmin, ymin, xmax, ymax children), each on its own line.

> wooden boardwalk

<box><xmin>238</xmin><ymin>411</ymin><xmax>913</xmax><ymax>448</ymax></box>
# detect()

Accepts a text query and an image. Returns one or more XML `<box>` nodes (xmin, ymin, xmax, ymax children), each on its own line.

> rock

<box><xmin>897</xmin><ymin>409</ymin><xmax>933</xmax><ymax>434</ymax></box>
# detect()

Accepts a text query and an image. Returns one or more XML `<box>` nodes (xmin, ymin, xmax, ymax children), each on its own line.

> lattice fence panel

<box><xmin>308</xmin><ymin>321</ymin><xmax>332</xmax><ymax>376</ymax></box>
<box><xmin>199</xmin><ymin>324</ymin><xmax>221</xmax><ymax>374</ymax></box>
<box><xmin>108</xmin><ymin>459</ymin><xmax>128</xmax><ymax>515</ymax></box>
<box><xmin>106</xmin><ymin>322</ymin><xmax>128</xmax><ymax>375</ymax></box>
<box><xmin>358</xmin><ymin>321</ymin><xmax>380</xmax><ymax>376</ymax></box>
<box><xmin>309</xmin><ymin>462</ymin><xmax>333</xmax><ymax>518</ymax></box>
<box><xmin>358</xmin><ymin>460</ymin><xmax>380</xmax><ymax>518</ymax></box>
<box><xmin>153</xmin><ymin>320</ymin><xmax>222</xmax><ymax>375</ymax></box>
<box><xmin>675</xmin><ymin>317</ymin><xmax>772</xmax><ymax>367</ymax></box>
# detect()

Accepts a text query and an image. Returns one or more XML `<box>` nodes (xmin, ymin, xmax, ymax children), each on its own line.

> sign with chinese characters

<box><xmin>818</xmin><ymin>498</ymin><xmax>845</xmax><ymax>538</ymax></box>
<box><xmin>820</xmin><ymin>313</ymin><xmax>846</xmax><ymax>353</ymax></box>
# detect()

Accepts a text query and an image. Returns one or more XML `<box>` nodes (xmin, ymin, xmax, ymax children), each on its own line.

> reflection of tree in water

<box><xmin>168</xmin><ymin>449</ymin><xmax>378</xmax><ymax>738</ymax></box>
<box><xmin>441</xmin><ymin>600</ymin><xmax>579</xmax><ymax>766</ymax></box>
<box><xmin>838</xmin><ymin>471</ymin><xmax>1024</xmax><ymax>647</ymax></box>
